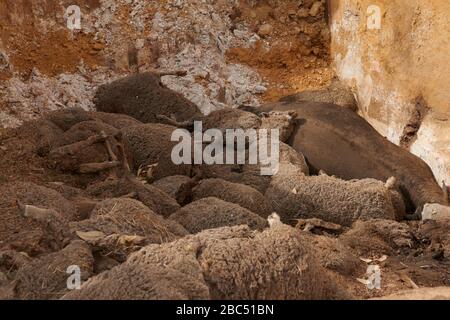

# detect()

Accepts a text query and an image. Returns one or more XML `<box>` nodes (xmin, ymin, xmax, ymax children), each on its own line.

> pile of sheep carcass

<box><xmin>0</xmin><ymin>72</ymin><xmax>443</xmax><ymax>300</ymax></box>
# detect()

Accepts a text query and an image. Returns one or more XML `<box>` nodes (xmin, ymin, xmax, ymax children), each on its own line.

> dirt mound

<box><xmin>169</xmin><ymin>197</ymin><xmax>268</xmax><ymax>233</ymax></box>
<box><xmin>192</xmin><ymin>178</ymin><xmax>273</xmax><ymax>216</ymax></box>
<box><xmin>416</xmin><ymin>219</ymin><xmax>450</xmax><ymax>260</ymax></box>
<box><xmin>94</xmin><ymin>72</ymin><xmax>202</xmax><ymax>123</ymax></box>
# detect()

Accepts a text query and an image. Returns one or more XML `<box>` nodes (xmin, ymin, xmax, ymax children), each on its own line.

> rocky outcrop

<box><xmin>329</xmin><ymin>0</ymin><xmax>450</xmax><ymax>185</ymax></box>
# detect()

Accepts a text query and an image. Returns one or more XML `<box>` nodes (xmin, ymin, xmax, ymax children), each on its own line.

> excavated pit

<box><xmin>0</xmin><ymin>0</ymin><xmax>449</xmax><ymax>301</ymax></box>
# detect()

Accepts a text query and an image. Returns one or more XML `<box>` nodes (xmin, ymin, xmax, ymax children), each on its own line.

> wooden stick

<box><xmin>156</xmin><ymin>70</ymin><xmax>187</xmax><ymax>77</ymax></box>
<box><xmin>103</xmin><ymin>133</ymin><xmax>118</xmax><ymax>162</ymax></box>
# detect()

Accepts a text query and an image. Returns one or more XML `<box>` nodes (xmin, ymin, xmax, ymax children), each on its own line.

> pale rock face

<box><xmin>329</xmin><ymin>0</ymin><xmax>450</xmax><ymax>185</ymax></box>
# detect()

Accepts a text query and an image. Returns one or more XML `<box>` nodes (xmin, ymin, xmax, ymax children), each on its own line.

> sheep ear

<box><xmin>295</xmin><ymin>118</ymin><xmax>307</xmax><ymax>127</ymax></box>
<box><xmin>288</xmin><ymin>111</ymin><xmax>297</xmax><ymax>118</ymax></box>
<box><xmin>260</xmin><ymin>112</ymin><xmax>269</xmax><ymax>118</ymax></box>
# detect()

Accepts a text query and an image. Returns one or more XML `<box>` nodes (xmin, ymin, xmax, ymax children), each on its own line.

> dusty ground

<box><xmin>329</xmin><ymin>0</ymin><xmax>450</xmax><ymax>185</ymax></box>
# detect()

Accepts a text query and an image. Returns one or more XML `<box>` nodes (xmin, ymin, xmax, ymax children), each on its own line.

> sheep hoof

<box><xmin>296</xmin><ymin>218</ymin><xmax>342</xmax><ymax>233</ymax></box>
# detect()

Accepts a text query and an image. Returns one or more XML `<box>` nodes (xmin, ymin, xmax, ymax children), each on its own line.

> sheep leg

<box><xmin>80</xmin><ymin>233</ymin><xmax>146</xmax><ymax>261</ymax></box>
<box><xmin>296</xmin><ymin>218</ymin><xmax>342</xmax><ymax>232</ymax></box>
<box><xmin>78</xmin><ymin>161</ymin><xmax>121</xmax><ymax>174</ymax></box>
<box><xmin>102</xmin><ymin>132</ymin><xmax>122</xmax><ymax>178</ymax></box>
<box><xmin>103</xmin><ymin>136</ymin><xmax>118</xmax><ymax>162</ymax></box>
<box><xmin>18</xmin><ymin>201</ymin><xmax>59</xmax><ymax>222</ymax></box>
<box><xmin>115</xmin><ymin>134</ymin><xmax>131</xmax><ymax>174</ymax></box>
<box><xmin>49</xmin><ymin>134</ymin><xmax>106</xmax><ymax>159</ymax></box>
